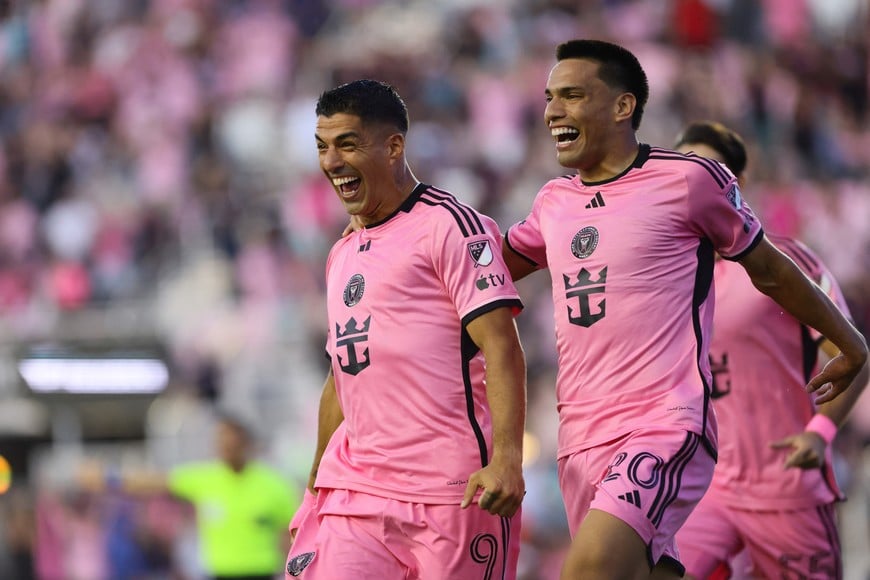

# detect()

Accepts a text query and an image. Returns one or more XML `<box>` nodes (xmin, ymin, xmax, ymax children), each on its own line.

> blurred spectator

<box><xmin>76</xmin><ymin>411</ymin><xmax>299</xmax><ymax>580</ymax></box>
<box><xmin>0</xmin><ymin>1</ymin><xmax>868</xmax><ymax>578</ymax></box>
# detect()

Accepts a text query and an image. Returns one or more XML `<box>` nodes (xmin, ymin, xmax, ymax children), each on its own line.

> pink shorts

<box><xmin>557</xmin><ymin>428</ymin><xmax>714</xmax><ymax>572</ymax></box>
<box><xmin>676</xmin><ymin>486</ymin><xmax>841</xmax><ymax>579</ymax></box>
<box><xmin>285</xmin><ymin>488</ymin><xmax>521</xmax><ymax>580</ymax></box>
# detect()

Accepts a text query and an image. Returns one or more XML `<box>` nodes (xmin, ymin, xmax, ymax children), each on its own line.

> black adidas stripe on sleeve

<box><xmin>419</xmin><ymin>186</ymin><xmax>485</xmax><ymax>237</ymax></box>
<box><xmin>648</xmin><ymin>148</ymin><xmax>732</xmax><ymax>189</ymax></box>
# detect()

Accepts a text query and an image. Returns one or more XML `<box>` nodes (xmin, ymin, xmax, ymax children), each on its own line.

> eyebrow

<box><xmin>545</xmin><ymin>85</ymin><xmax>582</xmax><ymax>97</ymax></box>
<box><xmin>315</xmin><ymin>130</ymin><xmax>361</xmax><ymax>143</ymax></box>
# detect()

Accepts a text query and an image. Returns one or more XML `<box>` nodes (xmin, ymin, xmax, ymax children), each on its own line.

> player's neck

<box><xmin>395</xmin><ymin>165</ymin><xmax>420</xmax><ymax>201</ymax></box>
<box><xmin>578</xmin><ymin>139</ymin><xmax>639</xmax><ymax>183</ymax></box>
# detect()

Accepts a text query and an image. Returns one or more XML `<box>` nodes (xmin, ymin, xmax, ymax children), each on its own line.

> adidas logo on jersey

<box><xmin>585</xmin><ymin>191</ymin><xmax>606</xmax><ymax>209</ymax></box>
<box><xmin>617</xmin><ymin>490</ymin><xmax>641</xmax><ymax>507</ymax></box>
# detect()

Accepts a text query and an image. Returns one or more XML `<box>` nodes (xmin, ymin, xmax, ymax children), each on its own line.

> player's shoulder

<box><xmin>415</xmin><ymin>183</ymin><xmax>495</xmax><ymax>239</ymax></box>
<box><xmin>522</xmin><ymin>174</ymin><xmax>576</xmax><ymax>208</ymax></box>
<box><xmin>540</xmin><ymin>173</ymin><xmax>577</xmax><ymax>192</ymax></box>
<box><xmin>327</xmin><ymin>233</ymin><xmax>358</xmax><ymax>257</ymax></box>
<box><xmin>645</xmin><ymin>145</ymin><xmax>734</xmax><ymax>190</ymax></box>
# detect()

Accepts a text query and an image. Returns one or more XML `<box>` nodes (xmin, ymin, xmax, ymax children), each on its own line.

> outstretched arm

<box><xmin>738</xmin><ymin>237</ymin><xmax>867</xmax><ymax>403</ymax></box>
<box><xmin>461</xmin><ymin>307</ymin><xmax>527</xmax><ymax>517</ymax></box>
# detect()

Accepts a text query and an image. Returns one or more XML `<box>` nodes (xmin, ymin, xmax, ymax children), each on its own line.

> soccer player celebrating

<box><xmin>501</xmin><ymin>40</ymin><xmax>868</xmax><ymax>580</ymax></box>
<box><xmin>672</xmin><ymin>121</ymin><xmax>868</xmax><ymax>580</ymax></box>
<box><xmin>285</xmin><ymin>80</ymin><xmax>527</xmax><ymax>579</ymax></box>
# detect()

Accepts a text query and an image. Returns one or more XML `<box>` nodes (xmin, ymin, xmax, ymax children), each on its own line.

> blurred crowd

<box><xmin>0</xmin><ymin>0</ymin><xmax>868</xmax><ymax>578</ymax></box>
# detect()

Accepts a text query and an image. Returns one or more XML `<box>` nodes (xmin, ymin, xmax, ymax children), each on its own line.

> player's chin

<box><xmin>555</xmin><ymin>149</ymin><xmax>581</xmax><ymax>168</ymax></box>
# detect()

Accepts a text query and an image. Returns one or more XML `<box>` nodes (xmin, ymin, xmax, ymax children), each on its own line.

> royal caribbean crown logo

<box><xmin>563</xmin><ymin>266</ymin><xmax>607</xmax><ymax>327</ymax></box>
<box><xmin>335</xmin><ymin>316</ymin><xmax>371</xmax><ymax>375</ymax></box>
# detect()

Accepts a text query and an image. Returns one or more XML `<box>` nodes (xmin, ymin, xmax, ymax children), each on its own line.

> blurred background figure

<box><xmin>167</xmin><ymin>412</ymin><xmax>298</xmax><ymax>580</ymax></box>
<box><xmin>673</xmin><ymin>120</ymin><xmax>869</xmax><ymax>580</ymax></box>
<box><xmin>0</xmin><ymin>1</ymin><xmax>868</xmax><ymax>579</ymax></box>
<box><xmin>75</xmin><ymin>411</ymin><xmax>299</xmax><ymax>580</ymax></box>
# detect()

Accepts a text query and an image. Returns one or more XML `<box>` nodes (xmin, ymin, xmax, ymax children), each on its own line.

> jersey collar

<box><xmin>580</xmin><ymin>143</ymin><xmax>651</xmax><ymax>186</ymax></box>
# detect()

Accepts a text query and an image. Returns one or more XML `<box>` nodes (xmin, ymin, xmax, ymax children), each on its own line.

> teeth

<box><xmin>551</xmin><ymin>127</ymin><xmax>579</xmax><ymax>137</ymax></box>
<box><xmin>333</xmin><ymin>176</ymin><xmax>358</xmax><ymax>186</ymax></box>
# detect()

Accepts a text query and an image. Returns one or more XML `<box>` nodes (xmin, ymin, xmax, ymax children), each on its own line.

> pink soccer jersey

<box><xmin>506</xmin><ymin>145</ymin><xmax>762</xmax><ymax>460</ymax></box>
<box><xmin>315</xmin><ymin>183</ymin><xmax>523</xmax><ymax>504</ymax></box>
<box><xmin>706</xmin><ymin>234</ymin><xmax>849</xmax><ymax>509</ymax></box>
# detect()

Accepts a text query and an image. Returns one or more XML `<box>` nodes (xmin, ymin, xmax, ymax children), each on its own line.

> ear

<box><xmin>386</xmin><ymin>132</ymin><xmax>405</xmax><ymax>162</ymax></box>
<box><xmin>614</xmin><ymin>92</ymin><xmax>636</xmax><ymax>124</ymax></box>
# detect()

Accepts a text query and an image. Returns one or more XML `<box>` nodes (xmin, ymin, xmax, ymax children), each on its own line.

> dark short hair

<box><xmin>555</xmin><ymin>39</ymin><xmax>649</xmax><ymax>130</ymax></box>
<box><xmin>315</xmin><ymin>79</ymin><xmax>409</xmax><ymax>134</ymax></box>
<box><xmin>674</xmin><ymin>121</ymin><xmax>748</xmax><ymax>177</ymax></box>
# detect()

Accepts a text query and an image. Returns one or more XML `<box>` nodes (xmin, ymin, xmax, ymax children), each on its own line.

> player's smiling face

<box><xmin>545</xmin><ymin>58</ymin><xmax>623</xmax><ymax>173</ymax></box>
<box><xmin>316</xmin><ymin>112</ymin><xmax>401</xmax><ymax>225</ymax></box>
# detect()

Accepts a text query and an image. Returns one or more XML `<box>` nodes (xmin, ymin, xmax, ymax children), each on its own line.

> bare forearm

<box><xmin>749</xmin><ymin>254</ymin><xmax>866</xmax><ymax>360</ymax></box>
<box><xmin>485</xmin><ymin>343</ymin><xmax>527</xmax><ymax>465</ymax></box>
<box><xmin>465</xmin><ymin>309</ymin><xmax>527</xmax><ymax>464</ymax></box>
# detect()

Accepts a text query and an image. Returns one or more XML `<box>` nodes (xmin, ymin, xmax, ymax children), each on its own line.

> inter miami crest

<box><xmin>343</xmin><ymin>273</ymin><xmax>365</xmax><ymax>307</ymax></box>
<box><xmin>467</xmin><ymin>240</ymin><xmax>494</xmax><ymax>267</ymax></box>
<box><xmin>287</xmin><ymin>551</ymin><xmax>315</xmax><ymax>576</ymax></box>
<box><xmin>571</xmin><ymin>226</ymin><xmax>599</xmax><ymax>259</ymax></box>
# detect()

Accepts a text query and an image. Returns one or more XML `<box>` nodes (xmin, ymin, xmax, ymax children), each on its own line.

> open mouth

<box><xmin>551</xmin><ymin>127</ymin><xmax>580</xmax><ymax>147</ymax></box>
<box><xmin>333</xmin><ymin>176</ymin><xmax>361</xmax><ymax>198</ymax></box>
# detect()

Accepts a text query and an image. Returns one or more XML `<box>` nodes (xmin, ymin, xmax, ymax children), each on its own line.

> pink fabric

<box><xmin>506</xmin><ymin>145</ymin><xmax>762</xmax><ymax>460</ymax></box>
<box><xmin>805</xmin><ymin>414</ymin><xmax>838</xmax><ymax>445</ymax></box>
<box><xmin>315</xmin><ymin>183</ymin><xmax>522</xmax><ymax>504</ymax></box>
<box><xmin>211</xmin><ymin>8</ymin><xmax>295</xmax><ymax>99</ymax></box>
<box><xmin>48</xmin><ymin>261</ymin><xmax>92</xmax><ymax>310</ymax></box>
<box><xmin>677</xmin><ymin>486</ymin><xmax>840</xmax><ymax>579</ymax></box>
<box><xmin>286</xmin><ymin>488</ymin><xmax>520</xmax><ymax>580</ymax></box>
<box><xmin>762</xmin><ymin>0</ymin><xmax>811</xmax><ymax>48</ymax></box>
<box><xmin>289</xmin><ymin>488</ymin><xmax>316</xmax><ymax>534</ymax></box>
<box><xmin>0</xmin><ymin>200</ymin><xmax>38</xmax><ymax>261</ymax></box>
<box><xmin>704</xmin><ymin>234</ymin><xmax>847</xmax><ymax>510</ymax></box>
<box><xmin>558</xmin><ymin>429</ymin><xmax>714</xmax><ymax>567</ymax></box>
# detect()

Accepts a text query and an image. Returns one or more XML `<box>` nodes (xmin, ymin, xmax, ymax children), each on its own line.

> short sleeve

<box><xmin>433</xmin><ymin>212</ymin><xmax>522</xmax><ymax>325</ymax></box>
<box><xmin>167</xmin><ymin>463</ymin><xmax>206</xmax><ymax>502</ymax></box>
<box><xmin>505</xmin><ymin>183</ymin><xmax>552</xmax><ymax>268</ymax></box>
<box><xmin>685</xmin><ymin>161</ymin><xmax>763</xmax><ymax>260</ymax></box>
